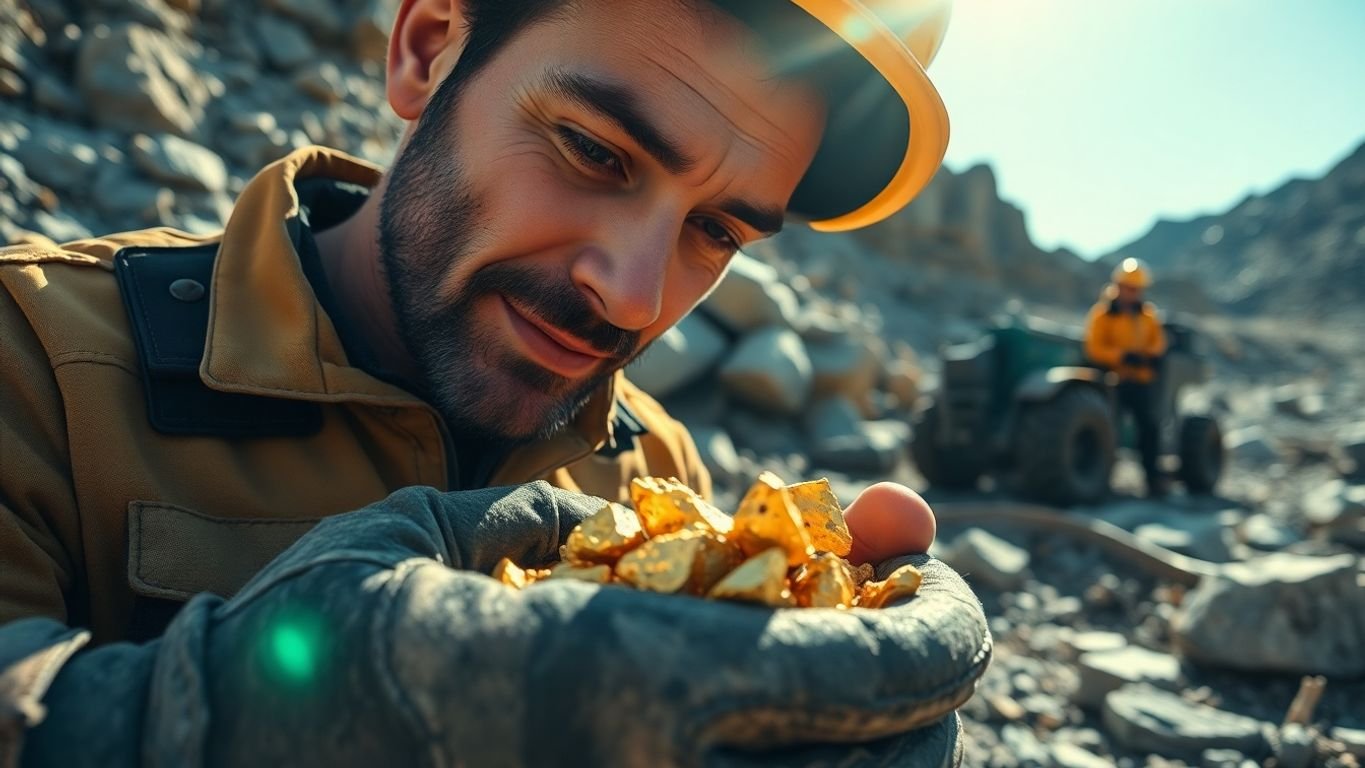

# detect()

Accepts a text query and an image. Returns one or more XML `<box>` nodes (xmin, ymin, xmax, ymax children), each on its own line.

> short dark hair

<box><xmin>421</xmin><ymin>0</ymin><xmax>571</xmax><ymax>119</ymax></box>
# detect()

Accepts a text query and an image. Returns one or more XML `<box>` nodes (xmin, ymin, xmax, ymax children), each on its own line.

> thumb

<box><xmin>843</xmin><ymin>482</ymin><xmax>937</xmax><ymax>565</ymax></box>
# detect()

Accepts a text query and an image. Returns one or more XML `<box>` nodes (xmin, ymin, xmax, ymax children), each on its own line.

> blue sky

<box><xmin>928</xmin><ymin>0</ymin><xmax>1365</xmax><ymax>258</ymax></box>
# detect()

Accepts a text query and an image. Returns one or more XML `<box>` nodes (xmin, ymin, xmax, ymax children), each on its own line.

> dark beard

<box><xmin>377</xmin><ymin>83</ymin><xmax>639</xmax><ymax>447</ymax></box>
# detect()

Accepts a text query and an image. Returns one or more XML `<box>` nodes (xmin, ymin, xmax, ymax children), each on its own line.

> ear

<box><xmin>387</xmin><ymin>0</ymin><xmax>470</xmax><ymax>120</ymax></box>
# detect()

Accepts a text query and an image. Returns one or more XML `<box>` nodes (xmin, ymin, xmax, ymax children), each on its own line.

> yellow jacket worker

<box><xmin>1</xmin><ymin>0</ymin><xmax>949</xmax><ymax>645</ymax></box>
<box><xmin>1084</xmin><ymin>258</ymin><xmax>1168</xmax><ymax>496</ymax></box>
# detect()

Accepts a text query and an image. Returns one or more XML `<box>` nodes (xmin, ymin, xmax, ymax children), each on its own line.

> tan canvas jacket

<box><xmin>0</xmin><ymin>146</ymin><xmax>709</xmax><ymax>644</ymax></box>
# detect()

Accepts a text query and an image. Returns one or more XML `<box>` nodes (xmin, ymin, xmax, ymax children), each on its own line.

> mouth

<box><xmin>498</xmin><ymin>294</ymin><xmax>611</xmax><ymax>379</ymax></box>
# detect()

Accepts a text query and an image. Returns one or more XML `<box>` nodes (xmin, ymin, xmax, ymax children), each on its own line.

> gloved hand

<box><xmin>20</xmin><ymin>484</ymin><xmax>991</xmax><ymax>768</ymax></box>
<box><xmin>1121</xmin><ymin>351</ymin><xmax>1147</xmax><ymax>367</ymax></box>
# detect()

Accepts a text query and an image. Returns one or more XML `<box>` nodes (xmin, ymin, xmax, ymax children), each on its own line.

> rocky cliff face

<box><xmin>1103</xmin><ymin>141</ymin><xmax>1365</xmax><ymax>326</ymax></box>
<box><xmin>855</xmin><ymin>163</ymin><xmax>1106</xmax><ymax>311</ymax></box>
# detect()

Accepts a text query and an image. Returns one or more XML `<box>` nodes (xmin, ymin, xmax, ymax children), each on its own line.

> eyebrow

<box><xmin>718</xmin><ymin>198</ymin><xmax>785</xmax><ymax>237</ymax></box>
<box><xmin>543</xmin><ymin>68</ymin><xmax>696</xmax><ymax>175</ymax></box>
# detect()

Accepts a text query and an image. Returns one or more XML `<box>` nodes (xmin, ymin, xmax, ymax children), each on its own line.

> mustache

<box><xmin>463</xmin><ymin>263</ymin><xmax>640</xmax><ymax>361</ymax></box>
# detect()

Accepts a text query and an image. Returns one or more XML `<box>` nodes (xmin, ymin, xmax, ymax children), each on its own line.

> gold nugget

<box><xmin>793</xmin><ymin>552</ymin><xmax>857</xmax><ymax>608</ymax></box>
<box><xmin>495</xmin><ymin>475</ymin><xmax>924</xmax><ymax>613</ymax></box>
<box><xmin>631</xmin><ymin>476</ymin><xmax>734</xmax><ymax>537</ymax></box>
<box><xmin>731</xmin><ymin>472</ymin><xmax>812</xmax><ymax>567</ymax></box>
<box><xmin>565</xmin><ymin>501</ymin><xmax>645</xmax><ymax>564</ymax></box>
<box><xmin>492</xmin><ymin>557</ymin><xmax>528</xmax><ymax>589</ymax></box>
<box><xmin>545</xmin><ymin>562</ymin><xmax>614</xmax><ymax>584</ymax></box>
<box><xmin>708</xmin><ymin>547</ymin><xmax>794</xmax><ymax>607</ymax></box>
<box><xmin>858</xmin><ymin>564</ymin><xmax>923</xmax><ymax>609</ymax></box>
<box><xmin>786</xmin><ymin>478</ymin><xmax>853</xmax><ymax>557</ymax></box>
<box><xmin>615</xmin><ymin>529</ymin><xmax>706</xmax><ymax>594</ymax></box>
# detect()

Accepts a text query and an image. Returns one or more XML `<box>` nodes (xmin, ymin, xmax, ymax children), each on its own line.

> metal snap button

<box><xmin>169</xmin><ymin>278</ymin><xmax>206</xmax><ymax>302</ymax></box>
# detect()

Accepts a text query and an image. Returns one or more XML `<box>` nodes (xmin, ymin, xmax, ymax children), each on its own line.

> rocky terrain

<box><xmin>1100</xmin><ymin>142</ymin><xmax>1365</xmax><ymax>329</ymax></box>
<box><xmin>3</xmin><ymin>0</ymin><xmax>1364</xmax><ymax>765</ymax></box>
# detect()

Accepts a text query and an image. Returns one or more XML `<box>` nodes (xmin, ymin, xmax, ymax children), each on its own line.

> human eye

<box><xmin>689</xmin><ymin>216</ymin><xmax>740</xmax><ymax>254</ymax></box>
<box><xmin>555</xmin><ymin>126</ymin><xmax>625</xmax><ymax>180</ymax></box>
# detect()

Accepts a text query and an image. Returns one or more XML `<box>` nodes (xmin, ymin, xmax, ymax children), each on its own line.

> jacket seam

<box><xmin>49</xmin><ymin>351</ymin><xmax>140</xmax><ymax>376</ymax></box>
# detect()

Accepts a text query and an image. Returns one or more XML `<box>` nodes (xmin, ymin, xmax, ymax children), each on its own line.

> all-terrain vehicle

<box><xmin>911</xmin><ymin>314</ymin><xmax>1224</xmax><ymax>505</ymax></box>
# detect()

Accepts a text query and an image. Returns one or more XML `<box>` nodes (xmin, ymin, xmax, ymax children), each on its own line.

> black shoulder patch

<box><xmin>596</xmin><ymin>399</ymin><xmax>651</xmax><ymax>459</ymax></box>
<box><xmin>113</xmin><ymin>244</ymin><xmax>323</xmax><ymax>438</ymax></box>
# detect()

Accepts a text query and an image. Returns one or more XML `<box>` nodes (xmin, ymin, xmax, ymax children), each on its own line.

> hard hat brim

<box><xmin>785</xmin><ymin>0</ymin><xmax>950</xmax><ymax>232</ymax></box>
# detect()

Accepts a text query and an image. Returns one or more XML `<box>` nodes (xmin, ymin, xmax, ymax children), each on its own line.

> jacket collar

<box><xmin>199</xmin><ymin>146</ymin><xmax>616</xmax><ymax>454</ymax></box>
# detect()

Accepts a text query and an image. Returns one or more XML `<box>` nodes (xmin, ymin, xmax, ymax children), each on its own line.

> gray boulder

<box><xmin>718</xmin><ymin>326</ymin><xmax>811</xmax><ymax>414</ymax></box>
<box><xmin>1238</xmin><ymin>514</ymin><xmax>1301</xmax><ymax>551</ymax></box>
<box><xmin>724</xmin><ymin>408</ymin><xmax>805</xmax><ymax>459</ymax></box>
<box><xmin>293</xmin><ymin>62</ymin><xmax>346</xmax><ymax>104</ymax></box>
<box><xmin>1302</xmin><ymin>478</ymin><xmax>1365</xmax><ymax>538</ymax></box>
<box><xmin>1048</xmin><ymin>743</ymin><xmax>1111</xmax><ymax>768</ymax></box>
<box><xmin>1174</xmin><ymin>553</ymin><xmax>1365</xmax><ymax>676</ymax></box>
<box><xmin>803</xmin><ymin>398</ymin><xmax>906</xmax><ymax>473</ymax></box>
<box><xmin>1074</xmin><ymin>646</ymin><xmax>1182</xmax><ymax>708</ymax></box>
<box><xmin>802</xmin><ymin>395</ymin><xmax>862</xmax><ymax>442</ymax></box>
<box><xmin>1102</xmin><ymin>685</ymin><xmax>1268</xmax><ymax>759</ymax></box>
<box><xmin>92</xmin><ymin>163</ymin><xmax>168</xmax><ymax>223</ymax></box>
<box><xmin>1059</xmin><ymin>630</ymin><xmax>1127</xmax><ymax>659</ymax></box>
<box><xmin>1225</xmin><ymin>426</ymin><xmax>1281</xmax><ymax>466</ymax></box>
<box><xmin>939</xmin><ymin>528</ymin><xmax>1029</xmax><ymax>591</ymax></box>
<box><xmin>626</xmin><ymin>312</ymin><xmax>728</xmax><ymax>400</ymax></box>
<box><xmin>702</xmin><ymin>252</ymin><xmax>799</xmax><ymax>332</ymax></box>
<box><xmin>77</xmin><ymin>23</ymin><xmax>211</xmax><ymax>137</ymax></box>
<box><xmin>806</xmin><ymin>333</ymin><xmax>883</xmax><ymax>400</ymax></box>
<box><xmin>810</xmin><ymin>425</ymin><xmax>906</xmax><ymax>475</ymax></box>
<box><xmin>10</xmin><ymin>128</ymin><xmax>101</xmax><ymax>193</ymax></box>
<box><xmin>263</xmin><ymin>0</ymin><xmax>344</xmax><ymax>39</ymax></box>
<box><xmin>255</xmin><ymin>14</ymin><xmax>317</xmax><ymax>72</ymax></box>
<box><xmin>217</xmin><ymin>111</ymin><xmax>292</xmax><ymax>169</ymax></box>
<box><xmin>29</xmin><ymin>210</ymin><xmax>92</xmax><ymax>243</ymax></box>
<box><xmin>1273</xmin><ymin>385</ymin><xmax>1325</xmax><ymax>420</ymax></box>
<box><xmin>130</xmin><ymin>133</ymin><xmax>228</xmax><ymax>193</ymax></box>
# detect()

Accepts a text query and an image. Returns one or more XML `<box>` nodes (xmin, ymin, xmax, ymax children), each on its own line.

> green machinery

<box><xmin>911</xmin><ymin>314</ymin><xmax>1224</xmax><ymax>505</ymax></box>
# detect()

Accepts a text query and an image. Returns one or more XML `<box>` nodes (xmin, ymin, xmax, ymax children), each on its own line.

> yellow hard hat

<box><xmin>1111</xmin><ymin>258</ymin><xmax>1153</xmax><ymax>288</ymax></box>
<box><xmin>739</xmin><ymin>0</ymin><xmax>952</xmax><ymax>232</ymax></box>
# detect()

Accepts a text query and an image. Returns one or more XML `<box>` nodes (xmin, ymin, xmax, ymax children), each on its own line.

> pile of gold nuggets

<box><xmin>493</xmin><ymin>472</ymin><xmax>922</xmax><ymax>610</ymax></box>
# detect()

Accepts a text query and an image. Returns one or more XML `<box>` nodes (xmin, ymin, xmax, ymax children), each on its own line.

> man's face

<box><xmin>1118</xmin><ymin>284</ymin><xmax>1143</xmax><ymax>305</ymax></box>
<box><xmin>379</xmin><ymin>0</ymin><xmax>825</xmax><ymax>445</ymax></box>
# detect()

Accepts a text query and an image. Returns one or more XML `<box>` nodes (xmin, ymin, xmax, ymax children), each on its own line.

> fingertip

<box><xmin>844</xmin><ymin>482</ymin><xmax>937</xmax><ymax>564</ymax></box>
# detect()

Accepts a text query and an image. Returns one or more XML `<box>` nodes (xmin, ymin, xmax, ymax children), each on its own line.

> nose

<box><xmin>570</xmin><ymin>210</ymin><xmax>675</xmax><ymax>332</ymax></box>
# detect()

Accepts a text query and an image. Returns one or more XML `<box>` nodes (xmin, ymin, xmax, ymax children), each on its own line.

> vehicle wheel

<box><xmin>1178</xmin><ymin>415</ymin><xmax>1223</xmax><ymax>494</ymax></box>
<box><xmin>1015</xmin><ymin>386</ymin><xmax>1116</xmax><ymax>506</ymax></box>
<box><xmin>911</xmin><ymin>404</ymin><xmax>983</xmax><ymax>490</ymax></box>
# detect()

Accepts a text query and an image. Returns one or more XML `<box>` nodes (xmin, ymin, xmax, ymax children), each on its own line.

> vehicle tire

<box><xmin>911</xmin><ymin>404</ymin><xmax>984</xmax><ymax>490</ymax></box>
<box><xmin>1178</xmin><ymin>415</ymin><xmax>1223</xmax><ymax>494</ymax></box>
<box><xmin>1015</xmin><ymin>386</ymin><xmax>1116</xmax><ymax>506</ymax></box>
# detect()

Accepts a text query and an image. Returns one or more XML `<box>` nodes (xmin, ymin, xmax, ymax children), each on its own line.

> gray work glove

<box><xmin>19</xmin><ymin>483</ymin><xmax>990</xmax><ymax>768</ymax></box>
